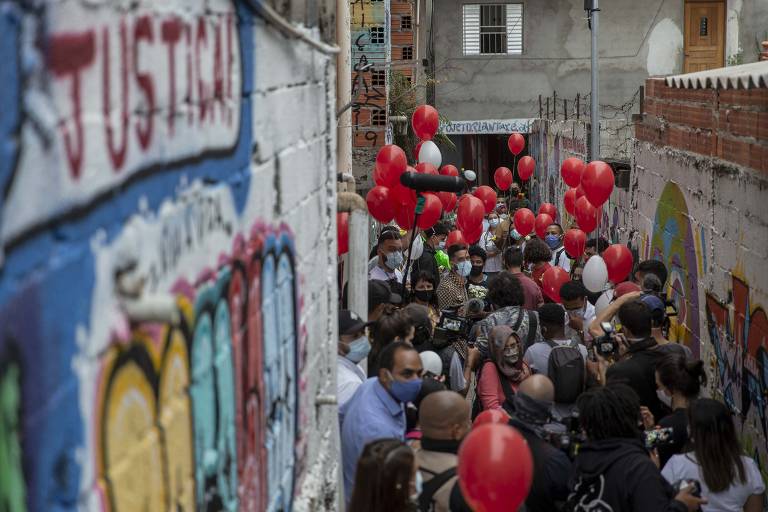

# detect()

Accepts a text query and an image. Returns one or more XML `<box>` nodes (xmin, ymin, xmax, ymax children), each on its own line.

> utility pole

<box><xmin>587</xmin><ymin>0</ymin><xmax>600</xmax><ymax>161</ymax></box>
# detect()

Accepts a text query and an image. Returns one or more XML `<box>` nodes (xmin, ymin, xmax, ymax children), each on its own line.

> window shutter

<box><xmin>506</xmin><ymin>3</ymin><xmax>523</xmax><ymax>54</ymax></box>
<box><xmin>463</xmin><ymin>4</ymin><xmax>480</xmax><ymax>55</ymax></box>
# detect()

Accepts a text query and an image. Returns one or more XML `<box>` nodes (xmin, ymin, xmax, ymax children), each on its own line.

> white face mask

<box><xmin>489</xmin><ymin>218</ymin><xmax>500</xmax><ymax>227</ymax></box>
<box><xmin>657</xmin><ymin>388</ymin><xmax>672</xmax><ymax>408</ymax></box>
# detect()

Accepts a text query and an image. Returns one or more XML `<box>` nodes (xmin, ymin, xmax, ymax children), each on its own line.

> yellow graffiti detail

<box><xmin>103</xmin><ymin>361</ymin><xmax>165</xmax><ymax>511</ymax></box>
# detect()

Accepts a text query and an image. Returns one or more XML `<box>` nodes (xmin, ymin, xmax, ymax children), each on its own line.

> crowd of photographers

<box><xmin>336</xmin><ymin>195</ymin><xmax>765</xmax><ymax>512</ymax></box>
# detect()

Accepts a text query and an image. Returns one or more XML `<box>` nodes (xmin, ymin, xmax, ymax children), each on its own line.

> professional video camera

<box><xmin>641</xmin><ymin>274</ymin><xmax>679</xmax><ymax>338</ymax></box>
<box><xmin>594</xmin><ymin>321</ymin><xmax>620</xmax><ymax>358</ymax></box>
<box><xmin>543</xmin><ymin>411</ymin><xmax>587</xmax><ymax>460</ymax></box>
<box><xmin>432</xmin><ymin>308</ymin><xmax>470</xmax><ymax>349</ymax></box>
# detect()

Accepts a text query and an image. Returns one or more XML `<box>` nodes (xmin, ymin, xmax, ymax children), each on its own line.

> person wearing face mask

<box><xmin>370</xmin><ymin>229</ymin><xmax>405</xmax><ymax>287</ymax></box>
<box><xmin>480</xmin><ymin>214</ymin><xmax>503</xmax><ymax>277</ymax></box>
<box><xmin>466</xmin><ymin>245</ymin><xmax>490</xmax><ymax>303</ymax></box>
<box><xmin>341</xmin><ymin>341</ymin><xmax>424</xmax><ymax>502</ymax></box>
<box><xmin>560</xmin><ymin>281</ymin><xmax>596</xmax><ymax>343</ymax></box>
<box><xmin>410</xmin><ymin>272</ymin><xmax>440</xmax><ymax>328</ymax></box>
<box><xmin>436</xmin><ymin>244</ymin><xmax>470</xmax><ymax>310</ymax></box>
<box><xmin>415</xmin><ymin>391</ymin><xmax>473</xmax><ymax>512</ymax></box>
<box><xmin>523</xmin><ymin>238</ymin><xmax>553</xmax><ymax>295</ymax></box>
<box><xmin>477</xmin><ymin>325</ymin><xmax>532</xmax><ymax>412</ymax></box>
<box><xmin>368</xmin><ymin>309</ymin><xmax>416</xmax><ymax>377</ymax></box>
<box><xmin>545</xmin><ymin>223</ymin><xmax>571</xmax><ymax>272</ymax></box>
<box><xmin>337</xmin><ymin>310</ymin><xmax>374</xmax><ymax>409</ymax></box>
<box><xmin>411</xmin><ymin>223</ymin><xmax>449</xmax><ymax>287</ymax></box>
<box><xmin>508</xmin><ymin>182</ymin><xmax>530</xmax><ymax>213</ymax></box>
<box><xmin>507</xmin><ymin>375</ymin><xmax>573</xmax><ymax>512</ymax></box>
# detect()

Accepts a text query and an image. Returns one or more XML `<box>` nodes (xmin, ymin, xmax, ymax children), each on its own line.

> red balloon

<box><xmin>508</xmin><ymin>133</ymin><xmax>525</xmax><ymax>155</ymax></box>
<box><xmin>493</xmin><ymin>166</ymin><xmax>513</xmax><ymax>191</ymax></box>
<box><xmin>458</xmin><ymin>424</ymin><xmax>533</xmax><ymax>512</ymax></box>
<box><xmin>535</xmin><ymin>213</ymin><xmax>554</xmax><ymax>239</ymax></box>
<box><xmin>415</xmin><ymin>162</ymin><xmax>439</xmax><ymax>175</ymax></box>
<box><xmin>564</xmin><ymin>188</ymin><xmax>577</xmax><ymax>216</ymax></box>
<box><xmin>394</xmin><ymin>202</ymin><xmax>416</xmax><ymax>229</ymax></box>
<box><xmin>563</xmin><ymin>229</ymin><xmax>587</xmax><ymax>259</ymax></box>
<box><xmin>457</xmin><ymin>195</ymin><xmax>485</xmax><ymax>233</ymax></box>
<box><xmin>412</xmin><ymin>105</ymin><xmax>439</xmax><ymax>141</ymax></box>
<box><xmin>446</xmin><ymin>230</ymin><xmax>466</xmax><ymax>248</ymax></box>
<box><xmin>366</xmin><ymin>186</ymin><xmax>396</xmax><ymax>223</ymax></box>
<box><xmin>437</xmin><ymin>191</ymin><xmax>457</xmax><ymax>212</ymax></box>
<box><xmin>462</xmin><ymin>224</ymin><xmax>483</xmax><ymax>244</ymax></box>
<box><xmin>413</xmin><ymin>141</ymin><xmax>424</xmax><ymax>161</ymax></box>
<box><xmin>575</xmin><ymin>185</ymin><xmax>586</xmax><ymax>201</ymax></box>
<box><xmin>603</xmin><ymin>244</ymin><xmax>634</xmax><ymax>283</ymax></box>
<box><xmin>440</xmin><ymin>164</ymin><xmax>459</xmax><ymax>177</ymax></box>
<box><xmin>473</xmin><ymin>186</ymin><xmax>498</xmax><ymax>214</ymax></box>
<box><xmin>375</xmin><ymin>145</ymin><xmax>408</xmax><ymax>188</ymax></box>
<box><xmin>575</xmin><ymin>196</ymin><xmax>599</xmax><ymax>233</ymax></box>
<box><xmin>513</xmin><ymin>208</ymin><xmax>535</xmax><ymax>237</ymax></box>
<box><xmin>581</xmin><ymin>161</ymin><xmax>615</xmax><ymax>207</ymax></box>
<box><xmin>517</xmin><ymin>156</ymin><xmax>535</xmax><ymax>181</ymax></box>
<box><xmin>337</xmin><ymin>212</ymin><xmax>349</xmax><ymax>255</ymax></box>
<box><xmin>392</xmin><ymin>171</ymin><xmax>417</xmax><ymax>207</ymax></box>
<box><xmin>561</xmin><ymin>157</ymin><xmax>586</xmax><ymax>188</ymax></box>
<box><xmin>542</xmin><ymin>266</ymin><xmax>571</xmax><ymax>303</ymax></box>
<box><xmin>539</xmin><ymin>202</ymin><xmax>558</xmax><ymax>220</ymax></box>
<box><xmin>417</xmin><ymin>193</ymin><xmax>443</xmax><ymax>230</ymax></box>
<box><xmin>474</xmin><ymin>409</ymin><xmax>509</xmax><ymax>427</ymax></box>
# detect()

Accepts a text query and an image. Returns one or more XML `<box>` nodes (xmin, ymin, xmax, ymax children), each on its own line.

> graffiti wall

<box><xmin>0</xmin><ymin>0</ymin><xmax>339</xmax><ymax>510</ymax></box>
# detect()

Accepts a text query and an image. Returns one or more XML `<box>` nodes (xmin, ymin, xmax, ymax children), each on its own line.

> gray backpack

<box><xmin>545</xmin><ymin>339</ymin><xmax>585</xmax><ymax>404</ymax></box>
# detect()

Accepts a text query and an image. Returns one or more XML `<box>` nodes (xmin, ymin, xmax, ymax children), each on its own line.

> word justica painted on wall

<box><xmin>0</xmin><ymin>1</ymin><xmax>308</xmax><ymax>511</ymax></box>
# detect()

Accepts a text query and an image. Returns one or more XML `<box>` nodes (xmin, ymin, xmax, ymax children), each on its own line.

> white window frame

<box><xmin>462</xmin><ymin>3</ymin><xmax>523</xmax><ymax>56</ymax></box>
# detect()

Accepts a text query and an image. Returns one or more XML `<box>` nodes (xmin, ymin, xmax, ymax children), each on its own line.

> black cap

<box><xmin>339</xmin><ymin>310</ymin><xmax>372</xmax><ymax>336</ymax></box>
<box><xmin>369</xmin><ymin>280</ymin><xmax>402</xmax><ymax>308</ymax></box>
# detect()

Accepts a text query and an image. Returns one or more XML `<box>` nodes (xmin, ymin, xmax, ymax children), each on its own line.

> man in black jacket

<box><xmin>566</xmin><ymin>384</ymin><xmax>705</xmax><ymax>512</ymax></box>
<box><xmin>411</xmin><ymin>223</ymin><xmax>449</xmax><ymax>286</ymax></box>
<box><xmin>507</xmin><ymin>374</ymin><xmax>572</xmax><ymax>512</ymax></box>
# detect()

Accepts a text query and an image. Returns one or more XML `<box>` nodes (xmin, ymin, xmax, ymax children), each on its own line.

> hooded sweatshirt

<box><xmin>566</xmin><ymin>438</ymin><xmax>687</xmax><ymax>512</ymax></box>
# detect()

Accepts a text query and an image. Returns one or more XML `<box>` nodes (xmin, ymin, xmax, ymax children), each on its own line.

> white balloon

<box><xmin>464</xmin><ymin>170</ymin><xmax>477</xmax><ymax>182</ymax></box>
<box><xmin>594</xmin><ymin>289</ymin><xmax>615</xmax><ymax>317</ymax></box>
<box><xmin>418</xmin><ymin>140</ymin><xmax>442</xmax><ymax>167</ymax></box>
<box><xmin>583</xmin><ymin>255</ymin><xmax>609</xmax><ymax>293</ymax></box>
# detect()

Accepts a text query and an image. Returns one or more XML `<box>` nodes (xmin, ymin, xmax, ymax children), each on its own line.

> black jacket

<box><xmin>605</xmin><ymin>339</ymin><xmax>669</xmax><ymax>421</ymax></box>
<box><xmin>412</xmin><ymin>244</ymin><xmax>440</xmax><ymax>286</ymax></box>
<box><xmin>567</xmin><ymin>438</ymin><xmax>686</xmax><ymax>512</ymax></box>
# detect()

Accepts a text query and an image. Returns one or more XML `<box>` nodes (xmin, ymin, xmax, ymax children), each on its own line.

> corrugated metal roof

<box><xmin>665</xmin><ymin>61</ymin><xmax>768</xmax><ymax>90</ymax></box>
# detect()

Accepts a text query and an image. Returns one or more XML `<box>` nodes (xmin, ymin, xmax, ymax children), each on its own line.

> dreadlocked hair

<box><xmin>577</xmin><ymin>384</ymin><xmax>642</xmax><ymax>441</ymax></box>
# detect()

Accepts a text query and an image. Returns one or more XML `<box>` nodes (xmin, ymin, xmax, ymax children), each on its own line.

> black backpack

<box><xmin>418</xmin><ymin>467</ymin><xmax>457</xmax><ymax>512</ymax></box>
<box><xmin>545</xmin><ymin>339</ymin><xmax>585</xmax><ymax>404</ymax></box>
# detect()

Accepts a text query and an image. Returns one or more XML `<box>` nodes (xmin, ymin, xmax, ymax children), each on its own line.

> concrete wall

<box><xmin>0</xmin><ymin>1</ymin><xmax>339</xmax><ymax>510</ymax></box>
<box><xmin>728</xmin><ymin>0</ymin><xmax>768</xmax><ymax>65</ymax></box>
<box><xmin>432</xmin><ymin>0</ymin><xmax>684</xmax><ymax>121</ymax></box>
<box><xmin>530</xmin><ymin>82</ymin><xmax>768</xmax><ymax>482</ymax></box>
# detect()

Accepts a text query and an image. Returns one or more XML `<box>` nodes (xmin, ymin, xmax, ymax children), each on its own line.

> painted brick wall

<box><xmin>0</xmin><ymin>1</ymin><xmax>339</xmax><ymax>511</ymax></box>
<box><xmin>530</xmin><ymin>86</ymin><xmax>768</xmax><ymax>481</ymax></box>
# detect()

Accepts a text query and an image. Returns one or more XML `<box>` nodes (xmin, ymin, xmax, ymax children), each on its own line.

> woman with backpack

<box><xmin>662</xmin><ymin>399</ymin><xmax>765</xmax><ymax>512</ymax></box>
<box><xmin>476</xmin><ymin>325</ymin><xmax>531</xmax><ymax>411</ymax></box>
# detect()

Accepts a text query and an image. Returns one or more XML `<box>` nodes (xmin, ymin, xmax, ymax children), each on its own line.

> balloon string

<box><xmin>401</xmin><ymin>197</ymin><xmax>422</xmax><ymax>294</ymax></box>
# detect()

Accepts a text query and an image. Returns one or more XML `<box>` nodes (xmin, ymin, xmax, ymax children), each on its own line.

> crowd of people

<box><xmin>336</xmin><ymin>184</ymin><xmax>765</xmax><ymax>511</ymax></box>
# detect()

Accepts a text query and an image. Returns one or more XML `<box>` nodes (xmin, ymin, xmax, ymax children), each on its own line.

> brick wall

<box><xmin>0</xmin><ymin>1</ymin><xmax>339</xmax><ymax>510</ymax></box>
<box><xmin>638</xmin><ymin>78</ymin><xmax>768</xmax><ymax>172</ymax></box>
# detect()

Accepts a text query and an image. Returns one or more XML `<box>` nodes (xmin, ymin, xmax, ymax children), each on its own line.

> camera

<box><xmin>672</xmin><ymin>479</ymin><xmax>702</xmax><ymax>498</ymax></box>
<box><xmin>433</xmin><ymin>309</ymin><xmax>470</xmax><ymax>348</ymax></box>
<box><xmin>594</xmin><ymin>321</ymin><xmax>619</xmax><ymax>357</ymax></box>
<box><xmin>544</xmin><ymin>411</ymin><xmax>587</xmax><ymax>460</ymax></box>
<box><xmin>643</xmin><ymin>427</ymin><xmax>675</xmax><ymax>450</ymax></box>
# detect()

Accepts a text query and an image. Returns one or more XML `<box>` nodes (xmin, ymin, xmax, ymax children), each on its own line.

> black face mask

<box><xmin>470</xmin><ymin>265</ymin><xmax>484</xmax><ymax>277</ymax></box>
<box><xmin>414</xmin><ymin>289</ymin><xmax>434</xmax><ymax>303</ymax></box>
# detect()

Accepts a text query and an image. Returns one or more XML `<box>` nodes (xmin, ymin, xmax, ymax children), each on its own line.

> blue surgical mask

<box><xmin>456</xmin><ymin>260</ymin><xmax>472</xmax><ymax>277</ymax></box>
<box><xmin>438</xmin><ymin>240</ymin><xmax>446</xmax><ymax>250</ymax></box>
<box><xmin>545</xmin><ymin>234</ymin><xmax>561</xmax><ymax>250</ymax></box>
<box><xmin>489</xmin><ymin>218</ymin><xmax>500</xmax><ymax>227</ymax></box>
<box><xmin>389</xmin><ymin>375</ymin><xmax>423</xmax><ymax>403</ymax></box>
<box><xmin>345</xmin><ymin>335</ymin><xmax>371</xmax><ymax>363</ymax></box>
<box><xmin>386</xmin><ymin>251</ymin><xmax>404</xmax><ymax>269</ymax></box>
<box><xmin>510</xmin><ymin>229</ymin><xmax>522</xmax><ymax>241</ymax></box>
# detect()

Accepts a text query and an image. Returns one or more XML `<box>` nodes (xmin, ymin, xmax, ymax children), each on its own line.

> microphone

<box><xmin>399</xmin><ymin>172</ymin><xmax>465</xmax><ymax>192</ymax></box>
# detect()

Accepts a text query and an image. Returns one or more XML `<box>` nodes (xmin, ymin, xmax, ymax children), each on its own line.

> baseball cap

<box><xmin>338</xmin><ymin>310</ymin><xmax>372</xmax><ymax>336</ymax></box>
<box><xmin>613</xmin><ymin>281</ymin><xmax>641</xmax><ymax>299</ymax></box>
<box><xmin>369</xmin><ymin>280</ymin><xmax>402</xmax><ymax>308</ymax></box>
<box><xmin>640</xmin><ymin>294</ymin><xmax>665</xmax><ymax>314</ymax></box>
<box><xmin>419</xmin><ymin>351</ymin><xmax>443</xmax><ymax>376</ymax></box>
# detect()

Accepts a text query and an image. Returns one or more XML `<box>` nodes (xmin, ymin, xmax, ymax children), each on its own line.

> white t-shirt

<box><xmin>480</xmin><ymin>231</ymin><xmax>503</xmax><ymax>273</ymax></box>
<box><xmin>337</xmin><ymin>356</ymin><xmax>367</xmax><ymax>409</ymax></box>
<box><xmin>550</xmin><ymin>246</ymin><xmax>571</xmax><ymax>272</ymax></box>
<box><xmin>662</xmin><ymin>453</ymin><xmax>765</xmax><ymax>512</ymax></box>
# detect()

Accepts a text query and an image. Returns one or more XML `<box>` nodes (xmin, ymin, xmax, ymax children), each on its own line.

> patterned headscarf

<box><xmin>489</xmin><ymin>325</ymin><xmax>530</xmax><ymax>383</ymax></box>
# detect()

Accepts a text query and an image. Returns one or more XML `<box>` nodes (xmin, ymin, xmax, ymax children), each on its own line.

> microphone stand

<box><xmin>400</xmin><ymin>193</ymin><xmax>425</xmax><ymax>296</ymax></box>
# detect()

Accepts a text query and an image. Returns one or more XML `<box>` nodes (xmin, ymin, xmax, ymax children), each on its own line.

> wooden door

<box><xmin>684</xmin><ymin>1</ymin><xmax>725</xmax><ymax>73</ymax></box>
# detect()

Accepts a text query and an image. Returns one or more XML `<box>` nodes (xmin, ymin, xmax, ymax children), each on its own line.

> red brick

<box><xmin>391</xmin><ymin>32</ymin><xmax>413</xmax><ymax>45</ymax></box>
<box><xmin>354</xmin><ymin>129</ymin><xmax>385</xmax><ymax>148</ymax></box>
<box><xmin>719</xmin><ymin>88</ymin><xmax>768</xmax><ymax>110</ymax></box>
<box><xmin>720</xmin><ymin>136</ymin><xmax>752</xmax><ymax>168</ymax></box>
<box><xmin>759</xmin><ymin>112</ymin><xmax>768</xmax><ymax>141</ymax></box>
<box><xmin>391</xmin><ymin>3</ymin><xmax>411</xmax><ymax>14</ymax></box>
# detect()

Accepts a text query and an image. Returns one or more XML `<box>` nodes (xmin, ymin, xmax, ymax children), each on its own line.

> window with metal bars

<box><xmin>372</xmin><ymin>110</ymin><xmax>387</xmax><ymax>126</ymax></box>
<box><xmin>462</xmin><ymin>3</ymin><xmax>523</xmax><ymax>55</ymax></box>
<box><xmin>402</xmin><ymin>46</ymin><xmax>413</xmax><ymax>60</ymax></box>
<box><xmin>371</xmin><ymin>70</ymin><xmax>385</xmax><ymax>87</ymax></box>
<box><xmin>370</xmin><ymin>26</ymin><xmax>384</xmax><ymax>44</ymax></box>
<box><xmin>401</xmin><ymin>15</ymin><xmax>412</xmax><ymax>30</ymax></box>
